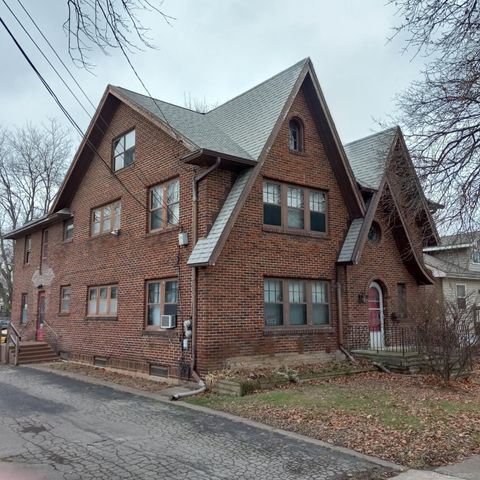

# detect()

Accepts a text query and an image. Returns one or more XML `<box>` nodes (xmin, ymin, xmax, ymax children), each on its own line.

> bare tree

<box><xmin>389</xmin><ymin>0</ymin><xmax>480</xmax><ymax>232</ymax></box>
<box><xmin>412</xmin><ymin>288</ymin><xmax>479</xmax><ymax>382</ymax></box>
<box><xmin>64</xmin><ymin>0</ymin><xmax>174</xmax><ymax>68</ymax></box>
<box><xmin>0</xmin><ymin>119</ymin><xmax>71</xmax><ymax>312</ymax></box>
<box><xmin>183</xmin><ymin>93</ymin><xmax>219</xmax><ymax>113</ymax></box>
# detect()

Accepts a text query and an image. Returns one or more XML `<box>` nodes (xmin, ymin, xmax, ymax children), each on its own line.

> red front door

<box><xmin>36</xmin><ymin>291</ymin><xmax>46</xmax><ymax>341</ymax></box>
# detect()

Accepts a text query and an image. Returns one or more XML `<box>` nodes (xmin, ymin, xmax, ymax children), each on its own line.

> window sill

<box><xmin>113</xmin><ymin>163</ymin><xmax>135</xmax><ymax>174</ymax></box>
<box><xmin>142</xmin><ymin>329</ymin><xmax>176</xmax><ymax>338</ymax></box>
<box><xmin>264</xmin><ymin>326</ymin><xmax>333</xmax><ymax>336</ymax></box>
<box><xmin>288</xmin><ymin>149</ymin><xmax>307</xmax><ymax>157</ymax></box>
<box><xmin>62</xmin><ymin>239</ymin><xmax>73</xmax><ymax>244</ymax></box>
<box><xmin>88</xmin><ymin>232</ymin><xmax>121</xmax><ymax>241</ymax></box>
<box><xmin>58</xmin><ymin>312</ymin><xmax>70</xmax><ymax>317</ymax></box>
<box><xmin>144</xmin><ymin>226</ymin><xmax>179</xmax><ymax>238</ymax></box>
<box><xmin>262</xmin><ymin>225</ymin><xmax>329</xmax><ymax>239</ymax></box>
<box><xmin>84</xmin><ymin>316</ymin><xmax>118</xmax><ymax>321</ymax></box>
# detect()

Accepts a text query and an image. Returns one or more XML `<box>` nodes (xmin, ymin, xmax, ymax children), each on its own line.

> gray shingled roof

<box><xmin>114</xmin><ymin>58</ymin><xmax>307</xmax><ymax>162</ymax></box>
<box><xmin>424</xmin><ymin>253</ymin><xmax>480</xmax><ymax>280</ymax></box>
<box><xmin>188</xmin><ymin>169</ymin><xmax>252</xmax><ymax>266</ymax></box>
<box><xmin>337</xmin><ymin>218</ymin><xmax>364</xmax><ymax>263</ymax></box>
<box><xmin>440</xmin><ymin>231</ymin><xmax>480</xmax><ymax>247</ymax></box>
<box><xmin>344</xmin><ymin>127</ymin><xmax>398</xmax><ymax>189</ymax></box>
<box><xmin>114</xmin><ymin>87</ymin><xmax>253</xmax><ymax>160</ymax></box>
<box><xmin>207</xmin><ymin>59</ymin><xmax>307</xmax><ymax>160</ymax></box>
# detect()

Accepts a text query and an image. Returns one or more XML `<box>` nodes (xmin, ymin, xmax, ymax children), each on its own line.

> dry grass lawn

<box><xmin>188</xmin><ymin>371</ymin><xmax>480</xmax><ymax>468</ymax></box>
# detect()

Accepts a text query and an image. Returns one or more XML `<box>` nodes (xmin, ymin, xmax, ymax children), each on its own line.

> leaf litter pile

<box><xmin>189</xmin><ymin>370</ymin><xmax>480</xmax><ymax>468</ymax></box>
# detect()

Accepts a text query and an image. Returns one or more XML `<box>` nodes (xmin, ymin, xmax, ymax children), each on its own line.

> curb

<box><xmin>24</xmin><ymin>363</ymin><xmax>406</xmax><ymax>473</ymax></box>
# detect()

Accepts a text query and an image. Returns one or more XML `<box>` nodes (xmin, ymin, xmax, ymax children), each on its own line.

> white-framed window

<box><xmin>63</xmin><ymin>218</ymin><xmax>74</xmax><ymax>241</ymax></box>
<box><xmin>146</xmin><ymin>279</ymin><xmax>178</xmax><ymax>328</ymax></box>
<box><xmin>87</xmin><ymin>285</ymin><xmax>118</xmax><ymax>317</ymax></box>
<box><xmin>60</xmin><ymin>286</ymin><xmax>71</xmax><ymax>313</ymax></box>
<box><xmin>20</xmin><ymin>293</ymin><xmax>28</xmax><ymax>324</ymax></box>
<box><xmin>456</xmin><ymin>284</ymin><xmax>467</xmax><ymax>310</ymax></box>
<box><xmin>471</xmin><ymin>249</ymin><xmax>480</xmax><ymax>264</ymax></box>
<box><xmin>113</xmin><ymin>129</ymin><xmax>135</xmax><ymax>171</ymax></box>
<box><xmin>91</xmin><ymin>201</ymin><xmax>121</xmax><ymax>236</ymax></box>
<box><xmin>149</xmin><ymin>179</ymin><xmax>180</xmax><ymax>231</ymax></box>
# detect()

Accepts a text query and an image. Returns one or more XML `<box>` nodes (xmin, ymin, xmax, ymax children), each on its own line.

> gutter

<box><xmin>174</xmin><ymin>157</ymin><xmax>221</xmax><ymax>400</ymax></box>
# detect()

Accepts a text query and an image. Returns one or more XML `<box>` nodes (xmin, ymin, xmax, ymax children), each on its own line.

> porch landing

<box><xmin>351</xmin><ymin>349</ymin><xmax>427</xmax><ymax>374</ymax></box>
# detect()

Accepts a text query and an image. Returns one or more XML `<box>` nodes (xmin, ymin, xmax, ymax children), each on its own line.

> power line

<box><xmin>15</xmin><ymin>0</ymin><xmax>97</xmax><ymax>114</ymax></box>
<box><xmin>1</xmin><ymin>4</ymin><xmax>183</xmax><ymax>226</ymax></box>
<box><xmin>0</xmin><ymin>14</ymin><xmax>147</xmax><ymax>211</ymax></box>
<box><xmin>2</xmin><ymin>0</ymin><xmax>93</xmax><ymax>119</ymax></box>
<box><xmin>13</xmin><ymin>0</ymin><xmax>184</xmax><ymax>226</ymax></box>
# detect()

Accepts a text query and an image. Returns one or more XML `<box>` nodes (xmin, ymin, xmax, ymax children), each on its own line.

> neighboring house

<box><xmin>424</xmin><ymin>232</ymin><xmax>480</xmax><ymax>317</ymax></box>
<box><xmin>6</xmin><ymin>58</ymin><xmax>439</xmax><ymax>378</ymax></box>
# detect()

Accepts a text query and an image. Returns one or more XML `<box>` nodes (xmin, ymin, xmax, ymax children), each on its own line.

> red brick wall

<box><xmin>9</xmin><ymin>85</ymin><xmax>431</xmax><ymax>376</ymax></box>
<box><xmin>195</xmin><ymin>86</ymin><xmax>351</xmax><ymax>371</ymax></box>
<box><xmin>11</xmin><ymin>101</ymin><xmax>197</xmax><ymax>377</ymax></box>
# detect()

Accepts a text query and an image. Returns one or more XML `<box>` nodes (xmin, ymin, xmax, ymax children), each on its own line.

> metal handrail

<box><xmin>42</xmin><ymin>319</ymin><xmax>59</xmax><ymax>338</ymax></box>
<box><xmin>6</xmin><ymin>323</ymin><xmax>20</xmax><ymax>366</ymax></box>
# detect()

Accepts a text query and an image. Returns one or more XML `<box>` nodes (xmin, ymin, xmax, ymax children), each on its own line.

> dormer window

<box><xmin>113</xmin><ymin>129</ymin><xmax>135</xmax><ymax>171</ymax></box>
<box><xmin>289</xmin><ymin>118</ymin><xmax>303</xmax><ymax>152</ymax></box>
<box><xmin>471</xmin><ymin>249</ymin><xmax>480</xmax><ymax>264</ymax></box>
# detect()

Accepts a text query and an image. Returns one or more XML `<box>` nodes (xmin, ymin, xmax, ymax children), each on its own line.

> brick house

<box><xmin>6</xmin><ymin>58</ymin><xmax>439</xmax><ymax>378</ymax></box>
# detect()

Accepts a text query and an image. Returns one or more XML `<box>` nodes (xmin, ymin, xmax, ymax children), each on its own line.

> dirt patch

<box><xmin>188</xmin><ymin>370</ymin><xmax>480</xmax><ymax>468</ymax></box>
<box><xmin>48</xmin><ymin>361</ymin><xmax>169</xmax><ymax>392</ymax></box>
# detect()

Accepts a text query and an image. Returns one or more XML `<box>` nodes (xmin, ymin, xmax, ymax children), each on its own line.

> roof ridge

<box><xmin>344</xmin><ymin>126</ymin><xmax>398</xmax><ymax>147</ymax></box>
<box><xmin>206</xmin><ymin>58</ymin><xmax>309</xmax><ymax>115</ymax></box>
<box><xmin>113</xmin><ymin>86</ymin><xmax>205</xmax><ymax>116</ymax></box>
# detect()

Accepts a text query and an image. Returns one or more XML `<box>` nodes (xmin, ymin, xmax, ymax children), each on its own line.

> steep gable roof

<box><xmin>344</xmin><ymin>128</ymin><xmax>398</xmax><ymax>190</ymax></box>
<box><xmin>338</xmin><ymin>127</ymin><xmax>438</xmax><ymax>284</ymax></box>
<box><xmin>187</xmin><ymin>59</ymin><xmax>365</xmax><ymax>265</ymax></box>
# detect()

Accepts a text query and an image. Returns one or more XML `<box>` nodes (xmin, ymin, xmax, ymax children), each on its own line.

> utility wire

<box><xmin>0</xmin><ymin>14</ymin><xmax>147</xmax><ymax>210</ymax></box>
<box><xmin>15</xmin><ymin>0</ymin><xmax>184</xmax><ymax>226</ymax></box>
<box><xmin>15</xmin><ymin>0</ymin><xmax>97</xmax><ymax>114</ymax></box>
<box><xmin>2</xmin><ymin>4</ymin><xmax>182</xmax><ymax>225</ymax></box>
<box><xmin>2</xmin><ymin>0</ymin><xmax>92</xmax><ymax>119</ymax></box>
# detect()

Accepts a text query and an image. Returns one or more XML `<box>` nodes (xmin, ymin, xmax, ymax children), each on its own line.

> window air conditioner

<box><xmin>160</xmin><ymin>315</ymin><xmax>176</xmax><ymax>329</ymax></box>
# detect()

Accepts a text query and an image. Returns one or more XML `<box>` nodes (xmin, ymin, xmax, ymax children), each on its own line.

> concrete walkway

<box><xmin>392</xmin><ymin>454</ymin><xmax>480</xmax><ymax>480</ymax></box>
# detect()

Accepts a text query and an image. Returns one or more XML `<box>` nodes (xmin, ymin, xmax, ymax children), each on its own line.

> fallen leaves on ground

<box><xmin>48</xmin><ymin>361</ymin><xmax>168</xmax><ymax>392</ymax></box>
<box><xmin>191</xmin><ymin>370</ymin><xmax>480</xmax><ymax>469</ymax></box>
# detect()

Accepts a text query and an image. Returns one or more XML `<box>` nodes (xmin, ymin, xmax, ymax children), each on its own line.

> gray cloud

<box><xmin>0</xmin><ymin>0</ymin><xmax>424</xmax><ymax>144</ymax></box>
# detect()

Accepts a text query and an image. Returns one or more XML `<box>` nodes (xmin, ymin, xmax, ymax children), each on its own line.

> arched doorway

<box><xmin>368</xmin><ymin>282</ymin><xmax>384</xmax><ymax>349</ymax></box>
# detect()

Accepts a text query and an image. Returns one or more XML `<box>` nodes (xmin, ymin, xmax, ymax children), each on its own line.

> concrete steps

<box><xmin>17</xmin><ymin>342</ymin><xmax>58</xmax><ymax>365</ymax></box>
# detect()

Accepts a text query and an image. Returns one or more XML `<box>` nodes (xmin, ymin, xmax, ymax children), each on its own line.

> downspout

<box><xmin>172</xmin><ymin>157</ymin><xmax>221</xmax><ymax>401</ymax></box>
<box><xmin>338</xmin><ymin>264</ymin><xmax>357</xmax><ymax>363</ymax></box>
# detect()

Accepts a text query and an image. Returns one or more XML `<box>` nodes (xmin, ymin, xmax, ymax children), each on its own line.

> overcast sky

<box><xmin>0</xmin><ymin>1</ymin><xmax>424</xmax><ymax>145</ymax></box>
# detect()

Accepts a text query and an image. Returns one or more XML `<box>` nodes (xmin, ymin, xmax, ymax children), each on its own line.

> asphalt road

<box><xmin>0</xmin><ymin>366</ymin><xmax>395</xmax><ymax>479</ymax></box>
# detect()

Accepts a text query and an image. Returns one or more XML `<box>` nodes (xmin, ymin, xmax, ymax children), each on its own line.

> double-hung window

<box><xmin>113</xmin><ymin>130</ymin><xmax>135</xmax><ymax>171</ymax></box>
<box><xmin>456</xmin><ymin>284</ymin><xmax>467</xmax><ymax>310</ymax></box>
<box><xmin>20</xmin><ymin>293</ymin><xmax>28</xmax><ymax>324</ymax></box>
<box><xmin>149</xmin><ymin>179</ymin><xmax>180</xmax><ymax>231</ymax></box>
<box><xmin>263</xmin><ymin>181</ymin><xmax>327</xmax><ymax>233</ymax></box>
<box><xmin>146</xmin><ymin>279</ymin><xmax>178</xmax><ymax>328</ymax></box>
<box><xmin>264</xmin><ymin>278</ymin><xmax>330</xmax><ymax>328</ymax></box>
<box><xmin>24</xmin><ymin>235</ymin><xmax>32</xmax><ymax>264</ymax></box>
<box><xmin>60</xmin><ymin>286</ymin><xmax>71</xmax><ymax>314</ymax></box>
<box><xmin>87</xmin><ymin>285</ymin><xmax>118</xmax><ymax>317</ymax></box>
<box><xmin>91</xmin><ymin>201</ymin><xmax>121</xmax><ymax>236</ymax></box>
<box><xmin>63</xmin><ymin>218</ymin><xmax>74</xmax><ymax>241</ymax></box>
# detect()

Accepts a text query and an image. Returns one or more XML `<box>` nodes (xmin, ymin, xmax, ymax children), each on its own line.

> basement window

<box><xmin>113</xmin><ymin>129</ymin><xmax>135</xmax><ymax>171</ymax></box>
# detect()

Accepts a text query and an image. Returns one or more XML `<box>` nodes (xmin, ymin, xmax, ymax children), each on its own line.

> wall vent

<box><xmin>59</xmin><ymin>351</ymin><xmax>69</xmax><ymax>360</ymax></box>
<box><xmin>149</xmin><ymin>364</ymin><xmax>168</xmax><ymax>378</ymax></box>
<box><xmin>94</xmin><ymin>356</ymin><xmax>108</xmax><ymax>367</ymax></box>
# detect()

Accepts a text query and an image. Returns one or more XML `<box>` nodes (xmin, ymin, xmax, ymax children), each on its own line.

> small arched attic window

<box><xmin>289</xmin><ymin>118</ymin><xmax>304</xmax><ymax>152</ymax></box>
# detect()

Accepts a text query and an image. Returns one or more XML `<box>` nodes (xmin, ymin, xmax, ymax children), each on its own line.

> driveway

<box><xmin>0</xmin><ymin>366</ymin><xmax>396</xmax><ymax>479</ymax></box>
